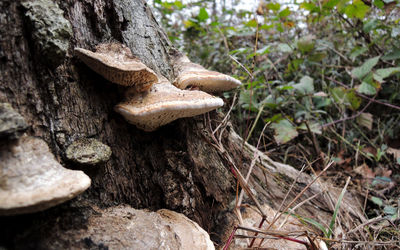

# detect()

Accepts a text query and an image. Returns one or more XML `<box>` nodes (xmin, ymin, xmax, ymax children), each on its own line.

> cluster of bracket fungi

<box><xmin>0</xmin><ymin>42</ymin><xmax>240</xmax><ymax>217</ymax></box>
<box><xmin>75</xmin><ymin>42</ymin><xmax>241</xmax><ymax>131</ymax></box>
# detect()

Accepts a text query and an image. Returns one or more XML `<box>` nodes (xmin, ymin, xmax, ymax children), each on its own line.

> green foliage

<box><xmin>153</xmin><ymin>0</ymin><xmax>400</xmax><ymax>166</ymax></box>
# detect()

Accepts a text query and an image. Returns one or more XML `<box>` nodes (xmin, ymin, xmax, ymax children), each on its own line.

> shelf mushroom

<box><xmin>173</xmin><ymin>55</ymin><xmax>242</xmax><ymax>93</ymax></box>
<box><xmin>75</xmin><ymin>43</ymin><xmax>158</xmax><ymax>92</ymax></box>
<box><xmin>0</xmin><ymin>136</ymin><xmax>91</xmax><ymax>215</ymax></box>
<box><xmin>115</xmin><ymin>77</ymin><xmax>224</xmax><ymax>131</ymax></box>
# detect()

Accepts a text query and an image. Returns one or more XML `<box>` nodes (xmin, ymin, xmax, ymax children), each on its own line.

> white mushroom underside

<box><xmin>116</xmin><ymin>98</ymin><xmax>223</xmax><ymax>131</ymax></box>
<box><xmin>175</xmin><ymin>72</ymin><xmax>242</xmax><ymax>93</ymax></box>
<box><xmin>0</xmin><ymin>137</ymin><xmax>91</xmax><ymax>215</ymax></box>
<box><xmin>115</xmin><ymin>83</ymin><xmax>224</xmax><ymax>131</ymax></box>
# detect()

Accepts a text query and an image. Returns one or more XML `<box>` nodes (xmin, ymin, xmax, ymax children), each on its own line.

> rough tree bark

<box><xmin>0</xmin><ymin>0</ymin><xmax>365</xmax><ymax>248</ymax></box>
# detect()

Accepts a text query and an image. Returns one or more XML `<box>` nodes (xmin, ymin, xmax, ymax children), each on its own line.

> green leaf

<box><xmin>323</xmin><ymin>0</ymin><xmax>341</xmax><ymax>9</ymax></box>
<box><xmin>277</xmin><ymin>43</ymin><xmax>293</xmax><ymax>53</ymax></box>
<box><xmin>350</xmin><ymin>47</ymin><xmax>368</xmax><ymax>60</ymax></box>
<box><xmin>327</xmin><ymin>179</ymin><xmax>349</xmax><ymax>238</ymax></box>
<box><xmin>267</xmin><ymin>3</ymin><xmax>281</xmax><ymax>11</ymax></box>
<box><xmin>297</xmin><ymin>35</ymin><xmax>315</xmax><ymax>53</ymax></box>
<box><xmin>245</xmin><ymin>19</ymin><xmax>258</xmax><ymax>27</ymax></box>
<box><xmin>256</xmin><ymin>46</ymin><xmax>271</xmax><ymax>55</ymax></box>
<box><xmin>358</xmin><ymin>81</ymin><xmax>377</xmax><ymax>95</ymax></box>
<box><xmin>363</xmin><ymin>19</ymin><xmax>379</xmax><ymax>33</ymax></box>
<box><xmin>351</xmin><ymin>56</ymin><xmax>380</xmax><ymax>79</ymax></box>
<box><xmin>370</xmin><ymin>196</ymin><xmax>383</xmax><ymax>206</ymax></box>
<box><xmin>198</xmin><ymin>8</ymin><xmax>209</xmax><ymax>22</ymax></box>
<box><xmin>373</xmin><ymin>0</ymin><xmax>384</xmax><ymax>8</ymax></box>
<box><xmin>292</xmin><ymin>76</ymin><xmax>314</xmax><ymax>94</ymax></box>
<box><xmin>347</xmin><ymin>0</ymin><xmax>370</xmax><ymax>19</ymax></box>
<box><xmin>384</xmin><ymin>206</ymin><xmax>397</xmax><ymax>215</ymax></box>
<box><xmin>279</xmin><ymin>8</ymin><xmax>291</xmax><ymax>18</ymax></box>
<box><xmin>271</xmin><ymin>119</ymin><xmax>298</xmax><ymax>144</ymax></box>
<box><xmin>173</xmin><ymin>1</ymin><xmax>183</xmax><ymax>9</ymax></box>
<box><xmin>265</xmin><ymin>114</ymin><xmax>283</xmax><ymax>122</ymax></box>
<box><xmin>309</xmin><ymin>52</ymin><xmax>327</xmax><ymax>62</ymax></box>
<box><xmin>346</xmin><ymin>90</ymin><xmax>362</xmax><ymax>110</ymax></box>
<box><xmin>300</xmin><ymin>2</ymin><xmax>318</xmax><ymax>11</ymax></box>
<box><xmin>330</xmin><ymin>87</ymin><xmax>361</xmax><ymax>109</ymax></box>
<box><xmin>298</xmin><ymin>122</ymin><xmax>322</xmax><ymax>134</ymax></box>
<box><xmin>299</xmin><ymin>216</ymin><xmax>328</xmax><ymax>237</ymax></box>
<box><xmin>382</xmin><ymin>49</ymin><xmax>400</xmax><ymax>60</ymax></box>
<box><xmin>374</xmin><ymin>67</ymin><xmax>400</xmax><ymax>82</ymax></box>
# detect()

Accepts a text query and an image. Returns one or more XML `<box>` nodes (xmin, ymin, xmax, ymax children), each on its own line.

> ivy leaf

<box><xmin>271</xmin><ymin>119</ymin><xmax>298</xmax><ymax>144</ymax></box>
<box><xmin>373</xmin><ymin>67</ymin><xmax>400</xmax><ymax>82</ymax></box>
<box><xmin>351</xmin><ymin>56</ymin><xmax>380</xmax><ymax>79</ymax></box>
<box><xmin>198</xmin><ymin>8</ymin><xmax>209</xmax><ymax>22</ymax></box>
<box><xmin>373</xmin><ymin>0</ymin><xmax>384</xmax><ymax>8</ymax></box>
<box><xmin>292</xmin><ymin>76</ymin><xmax>314</xmax><ymax>94</ymax></box>
<box><xmin>267</xmin><ymin>3</ymin><xmax>281</xmax><ymax>11</ymax></box>
<box><xmin>345</xmin><ymin>89</ymin><xmax>362</xmax><ymax>110</ymax></box>
<box><xmin>370</xmin><ymin>196</ymin><xmax>383</xmax><ymax>206</ymax></box>
<box><xmin>350</xmin><ymin>47</ymin><xmax>368</xmax><ymax>61</ymax></box>
<box><xmin>382</xmin><ymin>49</ymin><xmax>400</xmax><ymax>60</ymax></box>
<box><xmin>358</xmin><ymin>82</ymin><xmax>377</xmax><ymax>95</ymax></box>
<box><xmin>331</xmin><ymin>87</ymin><xmax>361</xmax><ymax>110</ymax></box>
<box><xmin>298</xmin><ymin>122</ymin><xmax>322</xmax><ymax>134</ymax></box>
<box><xmin>279</xmin><ymin>8</ymin><xmax>291</xmax><ymax>18</ymax></box>
<box><xmin>297</xmin><ymin>35</ymin><xmax>315</xmax><ymax>53</ymax></box>
<box><xmin>345</xmin><ymin>0</ymin><xmax>370</xmax><ymax>19</ymax></box>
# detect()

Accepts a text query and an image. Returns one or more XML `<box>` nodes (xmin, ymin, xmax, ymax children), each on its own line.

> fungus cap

<box><xmin>74</xmin><ymin>43</ymin><xmax>158</xmax><ymax>91</ymax></box>
<box><xmin>115</xmin><ymin>78</ymin><xmax>224</xmax><ymax>131</ymax></box>
<box><xmin>0</xmin><ymin>137</ymin><xmax>91</xmax><ymax>215</ymax></box>
<box><xmin>174</xmin><ymin>56</ymin><xmax>241</xmax><ymax>93</ymax></box>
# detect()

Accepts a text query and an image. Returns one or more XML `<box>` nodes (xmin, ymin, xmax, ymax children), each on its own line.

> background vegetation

<box><xmin>153</xmin><ymin>0</ymin><xmax>400</xmax><ymax>243</ymax></box>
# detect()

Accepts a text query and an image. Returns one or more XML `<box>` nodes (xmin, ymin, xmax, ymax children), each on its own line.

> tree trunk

<box><xmin>0</xmin><ymin>0</ymin><xmax>365</xmax><ymax>248</ymax></box>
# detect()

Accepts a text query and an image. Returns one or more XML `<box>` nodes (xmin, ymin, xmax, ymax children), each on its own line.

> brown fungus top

<box><xmin>115</xmin><ymin>77</ymin><xmax>224</xmax><ymax>131</ymax></box>
<box><xmin>75</xmin><ymin>43</ymin><xmax>158</xmax><ymax>91</ymax></box>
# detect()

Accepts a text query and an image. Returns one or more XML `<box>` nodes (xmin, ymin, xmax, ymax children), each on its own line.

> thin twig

<box><xmin>266</xmin><ymin>161</ymin><xmax>335</xmax><ymax>230</ymax></box>
<box><xmin>321</xmin><ymin>93</ymin><xmax>377</xmax><ymax>128</ymax></box>
<box><xmin>228</xmin><ymin>55</ymin><xmax>254</xmax><ymax>79</ymax></box>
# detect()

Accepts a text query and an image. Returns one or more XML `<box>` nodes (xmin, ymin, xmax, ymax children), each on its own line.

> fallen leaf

<box><xmin>356</xmin><ymin>112</ymin><xmax>373</xmax><ymax>130</ymax></box>
<box><xmin>387</xmin><ymin>147</ymin><xmax>400</xmax><ymax>159</ymax></box>
<box><xmin>354</xmin><ymin>163</ymin><xmax>375</xmax><ymax>179</ymax></box>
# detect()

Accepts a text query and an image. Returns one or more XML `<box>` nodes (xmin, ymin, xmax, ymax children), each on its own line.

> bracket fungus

<box><xmin>173</xmin><ymin>55</ymin><xmax>242</xmax><ymax>93</ymax></box>
<box><xmin>0</xmin><ymin>137</ymin><xmax>91</xmax><ymax>215</ymax></box>
<box><xmin>75</xmin><ymin>43</ymin><xmax>158</xmax><ymax>91</ymax></box>
<box><xmin>115</xmin><ymin>77</ymin><xmax>224</xmax><ymax>131</ymax></box>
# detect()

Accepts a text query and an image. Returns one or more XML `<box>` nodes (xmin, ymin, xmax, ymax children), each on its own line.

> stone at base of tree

<box><xmin>0</xmin><ymin>103</ymin><xmax>28</xmax><ymax>140</ymax></box>
<box><xmin>38</xmin><ymin>205</ymin><xmax>215</xmax><ymax>250</ymax></box>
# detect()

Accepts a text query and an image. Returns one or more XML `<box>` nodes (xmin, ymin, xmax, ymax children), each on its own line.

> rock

<box><xmin>66</xmin><ymin>138</ymin><xmax>112</xmax><ymax>165</ymax></box>
<box><xmin>21</xmin><ymin>0</ymin><xmax>72</xmax><ymax>68</ymax></box>
<box><xmin>0</xmin><ymin>103</ymin><xmax>28</xmax><ymax>140</ymax></box>
<box><xmin>40</xmin><ymin>205</ymin><xmax>215</xmax><ymax>249</ymax></box>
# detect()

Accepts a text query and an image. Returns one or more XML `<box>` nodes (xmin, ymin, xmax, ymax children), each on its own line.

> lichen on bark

<box><xmin>21</xmin><ymin>0</ymin><xmax>72</xmax><ymax>68</ymax></box>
